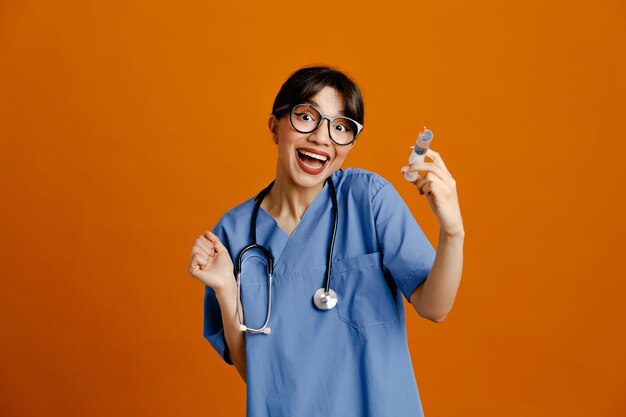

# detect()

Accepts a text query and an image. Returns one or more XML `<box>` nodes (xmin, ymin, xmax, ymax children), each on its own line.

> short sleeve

<box><xmin>371</xmin><ymin>177</ymin><xmax>436</xmax><ymax>302</ymax></box>
<box><xmin>202</xmin><ymin>221</ymin><xmax>234</xmax><ymax>365</ymax></box>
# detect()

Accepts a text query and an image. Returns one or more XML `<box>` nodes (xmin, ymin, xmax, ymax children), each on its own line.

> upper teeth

<box><xmin>299</xmin><ymin>150</ymin><xmax>328</xmax><ymax>162</ymax></box>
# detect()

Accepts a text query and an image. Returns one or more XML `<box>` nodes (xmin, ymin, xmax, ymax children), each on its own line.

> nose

<box><xmin>308</xmin><ymin>118</ymin><xmax>333</xmax><ymax>146</ymax></box>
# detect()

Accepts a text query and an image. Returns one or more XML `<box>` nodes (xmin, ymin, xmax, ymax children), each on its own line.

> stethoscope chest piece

<box><xmin>313</xmin><ymin>288</ymin><xmax>338</xmax><ymax>310</ymax></box>
<box><xmin>238</xmin><ymin>176</ymin><xmax>340</xmax><ymax>334</ymax></box>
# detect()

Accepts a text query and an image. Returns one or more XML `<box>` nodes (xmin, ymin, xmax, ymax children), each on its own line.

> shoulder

<box><xmin>212</xmin><ymin>196</ymin><xmax>257</xmax><ymax>238</ymax></box>
<box><xmin>332</xmin><ymin>167</ymin><xmax>394</xmax><ymax>203</ymax></box>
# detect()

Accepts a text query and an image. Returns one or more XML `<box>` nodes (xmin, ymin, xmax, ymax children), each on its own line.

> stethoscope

<box><xmin>235</xmin><ymin>176</ymin><xmax>339</xmax><ymax>335</ymax></box>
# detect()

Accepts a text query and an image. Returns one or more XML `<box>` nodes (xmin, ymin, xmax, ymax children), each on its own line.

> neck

<box><xmin>262</xmin><ymin>165</ymin><xmax>326</xmax><ymax>222</ymax></box>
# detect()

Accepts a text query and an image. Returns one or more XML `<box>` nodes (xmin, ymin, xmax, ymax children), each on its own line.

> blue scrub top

<box><xmin>203</xmin><ymin>168</ymin><xmax>436</xmax><ymax>417</ymax></box>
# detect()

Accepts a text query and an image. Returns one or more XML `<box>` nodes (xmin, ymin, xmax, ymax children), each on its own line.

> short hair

<box><xmin>271</xmin><ymin>65</ymin><xmax>364</xmax><ymax>125</ymax></box>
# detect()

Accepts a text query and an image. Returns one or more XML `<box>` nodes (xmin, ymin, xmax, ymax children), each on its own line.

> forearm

<box><xmin>415</xmin><ymin>228</ymin><xmax>464</xmax><ymax>322</ymax></box>
<box><xmin>215</xmin><ymin>281</ymin><xmax>247</xmax><ymax>383</ymax></box>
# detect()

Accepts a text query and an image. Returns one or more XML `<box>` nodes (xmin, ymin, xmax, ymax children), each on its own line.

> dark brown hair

<box><xmin>271</xmin><ymin>65</ymin><xmax>364</xmax><ymax>125</ymax></box>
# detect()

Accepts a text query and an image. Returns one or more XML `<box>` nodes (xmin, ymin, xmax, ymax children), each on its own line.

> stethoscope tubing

<box><xmin>325</xmin><ymin>177</ymin><xmax>338</xmax><ymax>293</ymax></box>
<box><xmin>235</xmin><ymin>176</ymin><xmax>338</xmax><ymax>334</ymax></box>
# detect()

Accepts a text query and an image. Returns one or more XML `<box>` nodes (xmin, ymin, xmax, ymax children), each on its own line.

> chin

<box><xmin>289</xmin><ymin>163</ymin><xmax>337</xmax><ymax>189</ymax></box>
<box><xmin>291</xmin><ymin>172</ymin><xmax>327</xmax><ymax>189</ymax></box>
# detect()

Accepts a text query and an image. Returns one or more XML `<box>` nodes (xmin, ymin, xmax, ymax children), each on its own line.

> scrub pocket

<box><xmin>332</xmin><ymin>251</ymin><xmax>398</xmax><ymax>328</ymax></box>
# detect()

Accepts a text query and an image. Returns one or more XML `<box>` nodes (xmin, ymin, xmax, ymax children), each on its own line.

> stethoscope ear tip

<box><xmin>239</xmin><ymin>324</ymin><xmax>247</xmax><ymax>332</ymax></box>
<box><xmin>262</xmin><ymin>327</ymin><xmax>271</xmax><ymax>335</ymax></box>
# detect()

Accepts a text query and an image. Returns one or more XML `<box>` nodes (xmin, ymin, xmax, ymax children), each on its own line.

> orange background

<box><xmin>1</xmin><ymin>0</ymin><xmax>625</xmax><ymax>416</ymax></box>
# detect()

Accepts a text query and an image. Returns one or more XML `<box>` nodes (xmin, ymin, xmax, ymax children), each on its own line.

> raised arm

<box><xmin>189</xmin><ymin>231</ymin><xmax>247</xmax><ymax>382</ymax></box>
<box><xmin>409</xmin><ymin>229</ymin><xmax>464</xmax><ymax>322</ymax></box>
<box><xmin>402</xmin><ymin>148</ymin><xmax>465</xmax><ymax>323</ymax></box>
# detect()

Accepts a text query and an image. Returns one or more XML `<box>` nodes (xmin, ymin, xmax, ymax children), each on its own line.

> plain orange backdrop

<box><xmin>1</xmin><ymin>0</ymin><xmax>625</xmax><ymax>416</ymax></box>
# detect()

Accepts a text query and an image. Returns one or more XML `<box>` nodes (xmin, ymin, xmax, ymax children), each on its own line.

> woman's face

<box><xmin>269</xmin><ymin>86</ymin><xmax>355</xmax><ymax>189</ymax></box>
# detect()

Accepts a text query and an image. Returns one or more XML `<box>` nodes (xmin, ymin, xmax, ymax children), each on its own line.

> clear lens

<box><xmin>290</xmin><ymin>104</ymin><xmax>357</xmax><ymax>145</ymax></box>
<box><xmin>291</xmin><ymin>104</ymin><xmax>320</xmax><ymax>132</ymax></box>
<box><xmin>330</xmin><ymin>118</ymin><xmax>358</xmax><ymax>145</ymax></box>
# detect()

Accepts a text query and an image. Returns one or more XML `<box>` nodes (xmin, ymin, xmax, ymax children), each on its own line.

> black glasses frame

<box><xmin>274</xmin><ymin>104</ymin><xmax>364</xmax><ymax>146</ymax></box>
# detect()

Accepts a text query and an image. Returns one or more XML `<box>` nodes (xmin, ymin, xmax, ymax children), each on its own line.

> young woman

<box><xmin>188</xmin><ymin>65</ymin><xmax>464</xmax><ymax>417</ymax></box>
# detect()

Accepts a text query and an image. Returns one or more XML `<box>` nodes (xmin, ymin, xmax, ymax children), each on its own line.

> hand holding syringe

<box><xmin>401</xmin><ymin>125</ymin><xmax>464</xmax><ymax>237</ymax></box>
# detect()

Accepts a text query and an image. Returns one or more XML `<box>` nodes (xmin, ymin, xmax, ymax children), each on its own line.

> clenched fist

<box><xmin>188</xmin><ymin>231</ymin><xmax>235</xmax><ymax>293</ymax></box>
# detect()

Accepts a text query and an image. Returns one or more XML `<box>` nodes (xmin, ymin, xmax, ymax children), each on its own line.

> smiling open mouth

<box><xmin>297</xmin><ymin>149</ymin><xmax>328</xmax><ymax>169</ymax></box>
<box><xmin>295</xmin><ymin>148</ymin><xmax>330</xmax><ymax>175</ymax></box>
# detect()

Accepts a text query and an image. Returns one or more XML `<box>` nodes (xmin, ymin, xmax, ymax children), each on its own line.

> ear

<box><xmin>268</xmin><ymin>115</ymin><xmax>279</xmax><ymax>144</ymax></box>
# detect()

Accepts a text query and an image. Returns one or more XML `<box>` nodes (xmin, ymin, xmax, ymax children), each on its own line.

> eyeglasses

<box><xmin>275</xmin><ymin>104</ymin><xmax>363</xmax><ymax>146</ymax></box>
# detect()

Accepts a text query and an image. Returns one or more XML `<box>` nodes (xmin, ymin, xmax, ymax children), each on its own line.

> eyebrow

<box><xmin>303</xmin><ymin>99</ymin><xmax>346</xmax><ymax>116</ymax></box>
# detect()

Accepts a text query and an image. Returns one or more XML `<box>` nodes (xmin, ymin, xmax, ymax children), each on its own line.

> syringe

<box><xmin>403</xmin><ymin>126</ymin><xmax>434</xmax><ymax>182</ymax></box>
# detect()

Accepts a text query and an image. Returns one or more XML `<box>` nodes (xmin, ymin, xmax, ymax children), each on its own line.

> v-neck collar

<box><xmin>256</xmin><ymin>179</ymin><xmax>330</xmax><ymax>271</ymax></box>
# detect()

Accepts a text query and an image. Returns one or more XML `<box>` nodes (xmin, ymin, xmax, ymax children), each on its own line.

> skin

<box><xmin>188</xmin><ymin>86</ymin><xmax>465</xmax><ymax>383</ymax></box>
<box><xmin>262</xmin><ymin>86</ymin><xmax>354</xmax><ymax>235</ymax></box>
